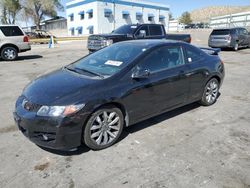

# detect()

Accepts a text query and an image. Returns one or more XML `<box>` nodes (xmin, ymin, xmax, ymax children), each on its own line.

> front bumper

<box><xmin>13</xmin><ymin>96</ymin><xmax>90</xmax><ymax>151</ymax></box>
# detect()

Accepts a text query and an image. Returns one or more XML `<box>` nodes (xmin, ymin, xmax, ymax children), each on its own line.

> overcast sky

<box><xmin>60</xmin><ymin>0</ymin><xmax>250</xmax><ymax>18</ymax></box>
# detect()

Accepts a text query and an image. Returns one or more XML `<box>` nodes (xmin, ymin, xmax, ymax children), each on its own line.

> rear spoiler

<box><xmin>200</xmin><ymin>47</ymin><xmax>221</xmax><ymax>55</ymax></box>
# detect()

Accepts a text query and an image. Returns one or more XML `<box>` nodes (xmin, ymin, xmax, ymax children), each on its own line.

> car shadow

<box><xmin>121</xmin><ymin>102</ymin><xmax>201</xmax><ymax>137</ymax></box>
<box><xmin>40</xmin><ymin>102</ymin><xmax>203</xmax><ymax>156</ymax></box>
<box><xmin>16</xmin><ymin>55</ymin><xmax>43</xmax><ymax>61</ymax></box>
<box><xmin>0</xmin><ymin>55</ymin><xmax>43</xmax><ymax>61</ymax></box>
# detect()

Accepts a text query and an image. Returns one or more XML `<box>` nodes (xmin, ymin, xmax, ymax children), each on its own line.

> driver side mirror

<box><xmin>138</xmin><ymin>30</ymin><xmax>146</xmax><ymax>38</ymax></box>
<box><xmin>132</xmin><ymin>69</ymin><xmax>150</xmax><ymax>79</ymax></box>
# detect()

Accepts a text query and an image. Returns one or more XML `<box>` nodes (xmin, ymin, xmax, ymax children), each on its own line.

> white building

<box><xmin>66</xmin><ymin>0</ymin><xmax>170</xmax><ymax>36</ymax></box>
<box><xmin>210</xmin><ymin>11</ymin><xmax>250</xmax><ymax>28</ymax></box>
<box><xmin>168</xmin><ymin>20</ymin><xmax>185</xmax><ymax>32</ymax></box>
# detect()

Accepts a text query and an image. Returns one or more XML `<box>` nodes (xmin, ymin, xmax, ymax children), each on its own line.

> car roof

<box><xmin>118</xmin><ymin>39</ymin><xmax>184</xmax><ymax>48</ymax></box>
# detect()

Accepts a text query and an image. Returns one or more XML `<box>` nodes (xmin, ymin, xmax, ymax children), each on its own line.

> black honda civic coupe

<box><xmin>13</xmin><ymin>40</ymin><xmax>224</xmax><ymax>150</ymax></box>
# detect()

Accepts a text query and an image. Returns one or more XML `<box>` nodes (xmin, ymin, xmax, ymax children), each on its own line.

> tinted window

<box><xmin>186</xmin><ymin>45</ymin><xmax>204</xmax><ymax>62</ymax></box>
<box><xmin>149</xmin><ymin>25</ymin><xmax>163</xmax><ymax>36</ymax></box>
<box><xmin>0</xmin><ymin>26</ymin><xmax>23</xmax><ymax>36</ymax></box>
<box><xmin>113</xmin><ymin>25</ymin><xmax>137</xmax><ymax>34</ymax></box>
<box><xmin>211</xmin><ymin>29</ymin><xmax>230</xmax><ymax>35</ymax></box>
<box><xmin>69</xmin><ymin>43</ymin><xmax>147</xmax><ymax>76</ymax></box>
<box><xmin>135</xmin><ymin>25</ymin><xmax>149</xmax><ymax>37</ymax></box>
<box><xmin>138</xmin><ymin>46</ymin><xmax>185</xmax><ymax>72</ymax></box>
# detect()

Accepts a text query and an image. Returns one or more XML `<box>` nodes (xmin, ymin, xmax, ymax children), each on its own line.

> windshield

<box><xmin>112</xmin><ymin>25</ymin><xmax>137</xmax><ymax>34</ymax></box>
<box><xmin>211</xmin><ymin>29</ymin><xmax>230</xmax><ymax>35</ymax></box>
<box><xmin>67</xmin><ymin>43</ymin><xmax>147</xmax><ymax>77</ymax></box>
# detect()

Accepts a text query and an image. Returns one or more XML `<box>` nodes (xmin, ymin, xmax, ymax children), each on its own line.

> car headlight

<box><xmin>37</xmin><ymin>104</ymin><xmax>85</xmax><ymax>117</ymax></box>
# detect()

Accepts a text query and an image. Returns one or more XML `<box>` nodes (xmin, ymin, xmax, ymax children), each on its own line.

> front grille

<box><xmin>87</xmin><ymin>39</ymin><xmax>105</xmax><ymax>50</ymax></box>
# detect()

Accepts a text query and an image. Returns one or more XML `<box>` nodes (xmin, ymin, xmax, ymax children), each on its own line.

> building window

<box><xmin>87</xmin><ymin>25</ymin><xmax>94</xmax><ymax>34</ymax></box>
<box><xmin>69</xmin><ymin>27</ymin><xmax>74</xmax><ymax>36</ymax></box>
<box><xmin>76</xmin><ymin>26</ymin><xmax>83</xmax><ymax>35</ymax></box>
<box><xmin>159</xmin><ymin>15</ymin><xmax>165</xmax><ymax>22</ymax></box>
<box><xmin>104</xmin><ymin>8</ymin><xmax>112</xmax><ymax>17</ymax></box>
<box><xmin>79</xmin><ymin>11</ymin><xmax>85</xmax><ymax>20</ymax></box>
<box><xmin>136</xmin><ymin>12</ymin><xmax>143</xmax><ymax>20</ymax></box>
<box><xmin>148</xmin><ymin>13</ymin><xmax>154</xmax><ymax>21</ymax></box>
<box><xmin>122</xmin><ymin>11</ymin><xmax>130</xmax><ymax>19</ymax></box>
<box><xmin>87</xmin><ymin>9</ymin><xmax>93</xmax><ymax>19</ymax></box>
<box><xmin>68</xmin><ymin>14</ymin><xmax>74</xmax><ymax>21</ymax></box>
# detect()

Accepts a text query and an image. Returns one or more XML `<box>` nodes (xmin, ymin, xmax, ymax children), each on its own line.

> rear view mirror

<box><xmin>132</xmin><ymin>69</ymin><xmax>150</xmax><ymax>79</ymax></box>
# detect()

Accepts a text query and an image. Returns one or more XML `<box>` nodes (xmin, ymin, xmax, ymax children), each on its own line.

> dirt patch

<box><xmin>34</xmin><ymin>162</ymin><xmax>50</xmax><ymax>171</ymax></box>
<box><xmin>0</xmin><ymin>125</ymin><xmax>17</xmax><ymax>134</ymax></box>
<box><xmin>230</xmin><ymin>130</ymin><xmax>250</xmax><ymax>143</ymax></box>
<box><xmin>231</xmin><ymin>96</ymin><xmax>248</xmax><ymax>102</ymax></box>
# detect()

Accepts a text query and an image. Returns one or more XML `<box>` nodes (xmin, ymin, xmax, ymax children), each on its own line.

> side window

<box><xmin>135</xmin><ymin>26</ymin><xmax>149</xmax><ymax>37</ymax></box>
<box><xmin>186</xmin><ymin>45</ymin><xmax>204</xmax><ymax>62</ymax></box>
<box><xmin>138</xmin><ymin>46</ymin><xmax>185</xmax><ymax>73</ymax></box>
<box><xmin>149</xmin><ymin>25</ymin><xmax>163</xmax><ymax>36</ymax></box>
<box><xmin>0</xmin><ymin>26</ymin><xmax>23</xmax><ymax>36</ymax></box>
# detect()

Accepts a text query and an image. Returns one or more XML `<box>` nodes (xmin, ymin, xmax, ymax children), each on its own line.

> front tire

<box><xmin>200</xmin><ymin>78</ymin><xmax>219</xmax><ymax>106</ymax></box>
<box><xmin>233</xmin><ymin>42</ymin><xmax>239</xmax><ymax>51</ymax></box>
<box><xmin>1</xmin><ymin>46</ymin><xmax>18</xmax><ymax>61</ymax></box>
<box><xmin>83</xmin><ymin>106</ymin><xmax>124</xmax><ymax>150</ymax></box>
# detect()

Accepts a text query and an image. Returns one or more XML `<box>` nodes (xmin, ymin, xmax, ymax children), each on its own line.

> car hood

<box><xmin>23</xmin><ymin>68</ymin><xmax>100</xmax><ymax>106</ymax></box>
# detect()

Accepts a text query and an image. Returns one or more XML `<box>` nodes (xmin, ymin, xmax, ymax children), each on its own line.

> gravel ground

<box><xmin>0</xmin><ymin>33</ymin><xmax>250</xmax><ymax>188</ymax></box>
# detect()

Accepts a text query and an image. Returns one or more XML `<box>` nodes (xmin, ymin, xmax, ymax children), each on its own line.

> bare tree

<box><xmin>22</xmin><ymin>0</ymin><xmax>64</xmax><ymax>29</ymax></box>
<box><xmin>0</xmin><ymin>0</ymin><xmax>21</xmax><ymax>24</ymax></box>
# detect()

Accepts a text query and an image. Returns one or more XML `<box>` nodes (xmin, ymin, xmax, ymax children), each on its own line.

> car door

<box><xmin>121</xmin><ymin>45</ymin><xmax>190</xmax><ymax>124</ymax></box>
<box><xmin>183</xmin><ymin>44</ymin><xmax>210</xmax><ymax>102</ymax></box>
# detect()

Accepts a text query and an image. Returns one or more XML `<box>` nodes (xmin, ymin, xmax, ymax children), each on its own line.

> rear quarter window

<box><xmin>0</xmin><ymin>26</ymin><xmax>24</xmax><ymax>36</ymax></box>
<box><xmin>185</xmin><ymin>45</ymin><xmax>205</xmax><ymax>62</ymax></box>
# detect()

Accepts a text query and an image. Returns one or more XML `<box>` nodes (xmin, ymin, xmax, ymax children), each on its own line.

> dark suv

<box><xmin>208</xmin><ymin>27</ymin><xmax>250</xmax><ymax>51</ymax></box>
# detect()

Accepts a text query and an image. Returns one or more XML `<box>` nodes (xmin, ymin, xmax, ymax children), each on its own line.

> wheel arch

<box><xmin>0</xmin><ymin>43</ymin><xmax>19</xmax><ymax>53</ymax></box>
<box><xmin>92</xmin><ymin>101</ymin><xmax>129</xmax><ymax>127</ymax></box>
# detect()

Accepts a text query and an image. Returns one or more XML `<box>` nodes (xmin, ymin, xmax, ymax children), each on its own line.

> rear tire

<box><xmin>1</xmin><ymin>46</ymin><xmax>18</xmax><ymax>61</ymax></box>
<box><xmin>200</xmin><ymin>78</ymin><xmax>219</xmax><ymax>106</ymax></box>
<box><xmin>83</xmin><ymin>106</ymin><xmax>124</xmax><ymax>150</ymax></box>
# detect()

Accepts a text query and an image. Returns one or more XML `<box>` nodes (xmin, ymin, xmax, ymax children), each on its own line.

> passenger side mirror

<box><xmin>132</xmin><ymin>69</ymin><xmax>150</xmax><ymax>79</ymax></box>
<box><xmin>138</xmin><ymin>30</ymin><xmax>146</xmax><ymax>38</ymax></box>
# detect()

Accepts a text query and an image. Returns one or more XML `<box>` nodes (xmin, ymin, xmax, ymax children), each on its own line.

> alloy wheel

<box><xmin>205</xmin><ymin>80</ymin><xmax>219</xmax><ymax>104</ymax></box>
<box><xmin>90</xmin><ymin>111</ymin><xmax>121</xmax><ymax>146</ymax></box>
<box><xmin>2</xmin><ymin>48</ymin><xmax>17</xmax><ymax>60</ymax></box>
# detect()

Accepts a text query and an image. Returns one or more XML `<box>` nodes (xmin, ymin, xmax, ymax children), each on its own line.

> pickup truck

<box><xmin>87</xmin><ymin>24</ymin><xmax>191</xmax><ymax>52</ymax></box>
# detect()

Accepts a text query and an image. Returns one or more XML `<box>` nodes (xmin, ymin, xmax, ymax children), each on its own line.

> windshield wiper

<box><xmin>66</xmin><ymin>66</ymin><xmax>104</xmax><ymax>78</ymax></box>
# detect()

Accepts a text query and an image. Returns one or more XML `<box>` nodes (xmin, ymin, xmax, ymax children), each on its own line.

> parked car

<box><xmin>208</xmin><ymin>27</ymin><xmax>250</xmax><ymax>51</ymax></box>
<box><xmin>0</xmin><ymin>25</ymin><xmax>31</xmax><ymax>61</ymax></box>
<box><xmin>87</xmin><ymin>24</ymin><xmax>191</xmax><ymax>52</ymax></box>
<box><xmin>14</xmin><ymin>40</ymin><xmax>224</xmax><ymax>151</ymax></box>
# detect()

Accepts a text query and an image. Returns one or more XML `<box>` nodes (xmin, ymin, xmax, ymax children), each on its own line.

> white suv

<box><xmin>0</xmin><ymin>25</ymin><xmax>31</xmax><ymax>61</ymax></box>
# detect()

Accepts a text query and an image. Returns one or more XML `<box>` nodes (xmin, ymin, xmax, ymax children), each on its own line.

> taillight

<box><xmin>23</xmin><ymin>36</ymin><xmax>29</xmax><ymax>42</ymax></box>
<box><xmin>188</xmin><ymin>37</ymin><xmax>192</xmax><ymax>43</ymax></box>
